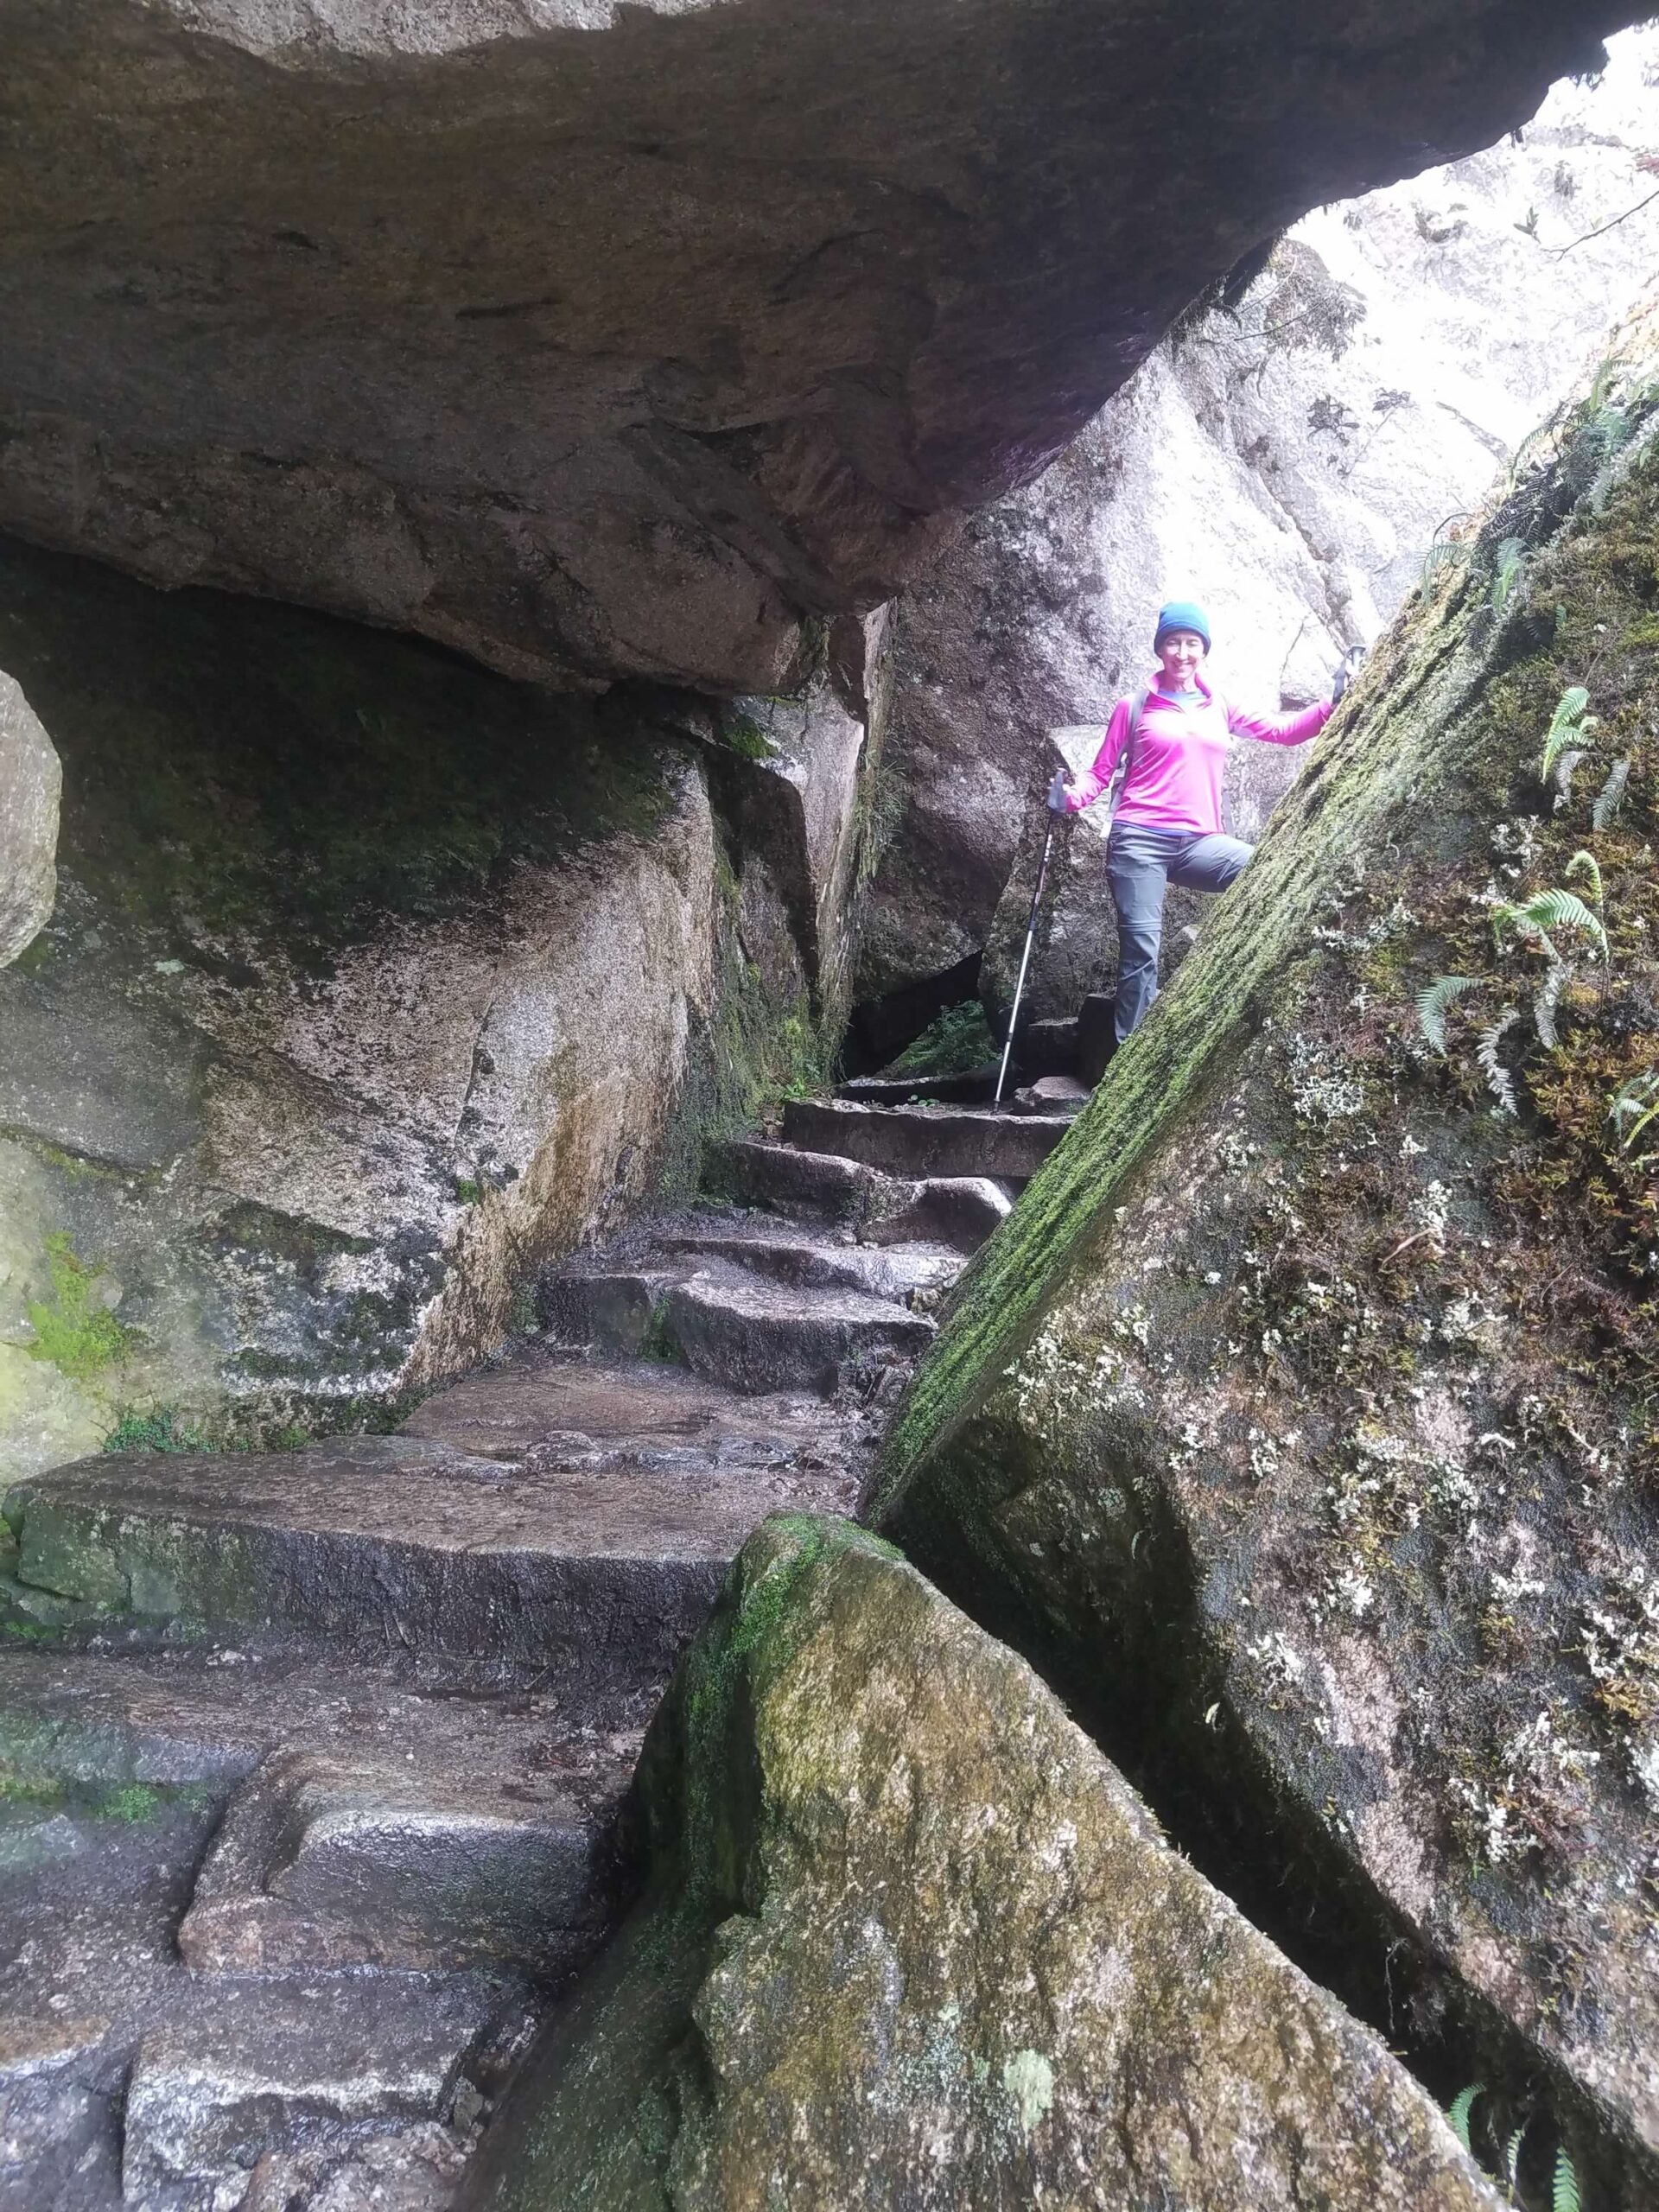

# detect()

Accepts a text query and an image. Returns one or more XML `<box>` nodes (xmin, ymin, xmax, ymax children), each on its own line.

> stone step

<box><xmin>709</xmin><ymin>1135</ymin><xmax>901</xmax><ymax>1224</ymax></box>
<box><xmin>398</xmin><ymin>1347</ymin><xmax>868</xmax><ymax>1488</ymax></box>
<box><xmin>836</xmin><ymin>1070</ymin><xmax>998</xmax><ymax>1107</ymax></box>
<box><xmin>1010</xmin><ymin>1073</ymin><xmax>1091</xmax><ymax>1116</ymax></box>
<box><xmin>2</xmin><ymin>1433</ymin><xmax>849</xmax><ymax>1694</ymax></box>
<box><xmin>664</xmin><ymin>1274</ymin><xmax>935</xmax><ymax>1396</ymax></box>
<box><xmin>652</xmin><ymin>1225</ymin><xmax>958</xmax><ymax>1301</ymax></box>
<box><xmin>781</xmin><ymin>1096</ymin><xmax>1066</xmax><ymax>1180</ymax></box>
<box><xmin>122</xmin><ymin>1974</ymin><xmax>497</xmax><ymax>2209</ymax></box>
<box><xmin>861</xmin><ymin>1175</ymin><xmax>1013</xmax><ymax>1255</ymax></box>
<box><xmin>181</xmin><ymin>1745</ymin><xmax>622</xmax><ymax>1980</ymax></box>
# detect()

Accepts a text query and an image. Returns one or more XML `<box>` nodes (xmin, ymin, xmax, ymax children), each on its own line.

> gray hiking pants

<box><xmin>1107</xmin><ymin>821</ymin><xmax>1252</xmax><ymax>1045</ymax></box>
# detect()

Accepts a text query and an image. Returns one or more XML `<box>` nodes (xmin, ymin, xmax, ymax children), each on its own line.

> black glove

<box><xmin>1046</xmin><ymin>769</ymin><xmax>1071</xmax><ymax>815</ymax></box>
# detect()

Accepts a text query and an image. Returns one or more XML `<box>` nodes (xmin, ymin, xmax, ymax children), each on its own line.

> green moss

<box><xmin>24</xmin><ymin>1233</ymin><xmax>131</xmax><ymax>1381</ymax></box>
<box><xmin>722</xmin><ymin>715</ymin><xmax>779</xmax><ymax>762</ymax></box>
<box><xmin>454</xmin><ymin>1178</ymin><xmax>483</xmax><ymax>1206</ymax></box>
<box><xmin>102</xmin><ymin>1407</ymin><xmax>209</xmax><ymax>1453</ymax></box>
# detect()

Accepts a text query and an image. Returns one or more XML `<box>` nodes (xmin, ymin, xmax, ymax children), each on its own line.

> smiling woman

<box><xmin>1058</xmin><ymin>599</ymin><xmax>1337</xmax><ymax>1046</ymax></box>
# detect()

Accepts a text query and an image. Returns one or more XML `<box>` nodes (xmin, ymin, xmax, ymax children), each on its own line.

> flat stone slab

<box><xmin>781</xmin><ymin>1098</ymin><xmax>1065</xmax><ymax>1180</ymax></box>
<box><xmin>3</xmin><ymin>1434</ymin><xmax>847</xmax><ymax>1691</ymax></box>
<box><xmin>181</xmin><ymin>1746</ymin><xmax>620</xmax><ymax>1978</ymax></box>
<box><xmin>401</xmin><ymin>1349</ymin><xmax>872</xmax><ymax>1486</ymax></box>
<box><xmin>123</xmin><ymin>1975</ymin><xmax>491</xmax><ymax>2209</ymax></box>
<box><xmin>654</xmin><ymin>1227</ymin><xmax>959</xmax><ymax>1302</ymax></box>
<box><xmin>863</xmin><ymin>1175</ymin><xmax>1014</xmax><ymax>1255</ymax></box>
<box><xmin>710</xmin><ymin>1136</ymin><xmax>904</xmax><ymax>1224</ymax></box>
<box><xmin>665</xmin><ymin>1274</ymin><xmax>935</xmax><ymax>1396</ymax></box>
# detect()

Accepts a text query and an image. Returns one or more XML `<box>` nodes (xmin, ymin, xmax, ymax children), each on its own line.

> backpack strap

<box><xmin>1105</xmin><ymin>688</ymin><xmax>1149</xmax><ymax>822</ymax></box>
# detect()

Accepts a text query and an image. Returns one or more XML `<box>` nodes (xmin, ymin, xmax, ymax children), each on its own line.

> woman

<box><xmin>1058</xmin><ymin>600</ymin><xmax>1338</xmax><ymax>1046</ymax></box>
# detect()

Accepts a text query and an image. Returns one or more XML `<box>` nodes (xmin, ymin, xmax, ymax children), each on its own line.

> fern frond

<box><xmin>1490</xmin><ymin>537</ymin><xmax>1526</xmax><ymax>618</ymax></box>
<box><xmin>1416</xmin><ymin>976</ymin><xmax>1478</xmax><ymax>1055</ymax></box>
<box><xmin>1446</xmin><ymin>2083</ymin><xmax>1484</xmax><ymax>2153</ymax></box>
<box><xmin>1592</xmin><ymin>756</ymin><xmax>1630</xmax><ymax>831</ymax></box>
<box><xmin>1494</xmin><ymin>888</ymin><xmax>1607</xmax><ymax>961</ymax></box>
<box><xmin>1541</xmin><ymin>685</ymin><xmax>1597</xmax><ymax>782</ymax></box>
<box><xmin>1421</xmin><ymin>536</ymin><xmax>1471</xmax><ymax>590</ymax></box>
<box><xmin>1535</xmin><ymin>960</ymin><xmax>1572</xmax><ymax>1051</ymax></box>
<box><xmin>1611</xmin><ymin>1071</ymin><xmax>1659</xmax><ymax>1155</ymax></box>
<box><xmin>1478</xmin><ymin>1011</ymin><xmax>1519</xmax><ymax>1116</ymax></box>
<box><xmin>1504</xmin><ymin>2120</ymin><xmax>1528</xmax><ymax>2194</ymax></box>
<box><xmin>1549</xmin><ymin>747</ymin><xmax>1585</xmax><ymax>808</ymax></box>
<box><xmin>1566</xmin><ymin>849</ymin><xmax>1604</xmax><ymax>910</ymax></box>
<box><xmin>1552</xmin><ymin>2145</ymin><xmax>1582</xmax><ymax>2212</ymax></box>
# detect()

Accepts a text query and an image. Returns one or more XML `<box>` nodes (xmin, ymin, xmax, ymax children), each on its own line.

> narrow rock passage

<box><xmin>0</xmin><ymin>1081</ymin><xmax>1077</xmax><ymax>2210</ymax></box>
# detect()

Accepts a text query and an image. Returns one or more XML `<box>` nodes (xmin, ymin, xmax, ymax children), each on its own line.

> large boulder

<box><xmin>871</xmin><ymin>308</ymin><xmax>1659</xmax><ymax>2197</ymax></box>
<box><xmin>858</xmin><ymin>36</ymin><xmax>1659</xmax><ymax>1018</ymax></box>
<box><xmin>467</xmin><ymin>1515</ymin><xmax>1497</xmax><ymax>2211</ymax></box>
<box><xmin>0</xmin><ymin>0</ymin><xmax>1639</xmax><ymax>695</ymax></box>
<box><xmin>0</xmin><ymin>531</ymin><xmax>850</xmax><ymax>1473</ymax></box>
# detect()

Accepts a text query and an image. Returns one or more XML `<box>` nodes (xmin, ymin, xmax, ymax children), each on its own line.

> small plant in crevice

<box><xmin>1539</xmin><ymin>687</ymin><xmax>1599</xmax><ymax>785</ymax></box>
<box><xmin>1445</xmin><ymin>2082</ymin><xmax>1584</xmax><ymax>2210</ymax></box>
<box><xmin>883</xmin><ymin>1001</ymin><xmax>996</xmax><ymax>1081</ymax></box>
<box><xmin>1491</xmin><ymin>536</ymin><xmax>1527</xmax><ymax>618</ymax></box>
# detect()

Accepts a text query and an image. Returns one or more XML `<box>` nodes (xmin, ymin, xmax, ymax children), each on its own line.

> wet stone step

<box><xmin>123</xmin><ymin>1974</ymin><xmax>501</xmax><ymax>2210</ymax></box>
<box><xmin>652</xmin><ymin>1227</ymin><xmax>959</xmax><ymax>1302</ymax></box>
<box><xmin>398</xmin><ymin>1349</ymin><xmax>871</xmax><ymax>1489</ymax></box>
<box><xmin>709</xmin><ymin>1136</ymin><xmax>902</xmax><ymax>1224</ymax></box>
<box><xmin>861</xmin><ymin>1173</ymin><xmax>1013</xmax><ymax>1255</ymax></box>
<box><xmin>665</xmin><ymin>1275</ymin><xmax>936</xmax><ymax>1396</ymax></box>
<box><xmin>181</xmin><ymin>1745</ymin><xmax>624</xmax><ymax>1979</ymax></box>
<box><xmin>2</xmin><ymin>1435</ymin><xmax>849</xmax><ymax>1695</ymax></box>
<box><xmin>780</xmin><ymin>1097</ymin><xmax>1066</xmax><ymax>1181</ymax></box>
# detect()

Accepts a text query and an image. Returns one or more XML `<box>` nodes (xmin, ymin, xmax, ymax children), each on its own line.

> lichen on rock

<box><xmin>468</xmin><ymin>1514</ymin><xmax>1498</xmax><ymax>2211</ymax></box>
<box><xmin>872</xmin><ymin>300</ymin><xmax>1659</xmax><ymax>2198</ymax></box>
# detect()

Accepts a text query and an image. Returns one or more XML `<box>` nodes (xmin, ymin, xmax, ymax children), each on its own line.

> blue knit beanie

<box><xmin>1154</xmin><ymin>600</ymin><xmax>1211</xmax><ymax>652</ymax></box>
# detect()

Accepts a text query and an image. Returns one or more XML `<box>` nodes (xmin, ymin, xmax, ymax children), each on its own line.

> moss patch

<box><xmin>24</xmin><ymin>1233</ymin><xmax>131</xmax><ymax>1380</ymax></box>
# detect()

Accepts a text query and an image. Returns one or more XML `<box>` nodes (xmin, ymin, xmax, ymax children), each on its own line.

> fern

<box><xmin>1490</xmin><ymin>537</ymin><xmax>1526</xmax><ymax>617</ymax></box>
<box><xmin>1592</xmin><ymin>756</ymin><xmax>1630</xmax><ymax>831</ymax></box>
<box><xmin>1610</xmin><ymin>1071</ymin><xmax>1659</xmax><ymax>1155</ymax></box>
<box><xmin>1478</xmin><ymin>1011</ymin><xmax>1519</xmax><ymax>1116</ymax></box>
<box><xmin>1565</xmin><ymin>849</ymin><xmax>1604</xmax><ymax>915</ymax></box>
<box><xmin>1503</xmin><ymin>2120</ymin><xmax>1529</xmax><ymax>2199</ymax></box>
<box><xmin>1446</xmin><ymin>2083</ymin><xmax>1484</xmax><ymax>2153</ymax></box>
<box><xmin>1552</xmin><ymin>2145</ymin><xmax>1582</xmax><ymax>2212</ymax></box>
<box><xmin>1549</xmin><ymin>747</ymin><xmax>1585</xmax><ymax>809</ymax></box>
<box><xmin>1416</xmin><ymin>975</ymin><xmax>1478</xmax><ymax>1055</ymax></box>
<box><xmin>1541</xmin><ymin>685</ymin><xmax>1598</xmax><ymax>783</ymax></box>
<box><xmin>1493</xmin><ymin>887</ymin><xmax>1607</xmax><ymax>963</ymax></box>
<box><xmin>1534</xmin><ymin>960</ymin><xmax>1571</xmax><ymax>1051</ymax></box>
<box><xmin>1421</xmin><ymin>534</ymin><xmax>1471</xmax><ymax>589</ymax></box>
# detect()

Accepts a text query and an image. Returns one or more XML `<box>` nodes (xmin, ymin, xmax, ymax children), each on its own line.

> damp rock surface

<box><xmin>872</xmin><ymin>301</ymin><xmax>1659</xmax><ymax>2193</ymax></box>
<box><xmin>467</xmin><ymin>1515</ymin><xmax>1498</xmax><ymax>2212</ymax></box>
<box><xmin>0</xmin><ymin>0</ymin><xmax>1638</xmax><ymax>692</ymax></box>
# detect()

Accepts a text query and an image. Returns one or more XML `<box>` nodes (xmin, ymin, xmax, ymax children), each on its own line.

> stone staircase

<box><xmin>0</xmin><ymin>1083</ymin><xmax>1083</xmax><ymax>2211</ymax></box>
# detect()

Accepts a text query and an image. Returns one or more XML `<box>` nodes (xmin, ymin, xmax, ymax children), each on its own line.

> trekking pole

<box><xmin>994</xmin><ymin>766</ymin><xmax>1069</xmax><ymax>1105</ymax></box>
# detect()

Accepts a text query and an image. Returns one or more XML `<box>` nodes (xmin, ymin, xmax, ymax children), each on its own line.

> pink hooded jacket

<box><xmin>1066</xmin><ymin>673</ymin><xmax>1331</xmax><ymax>837</ymax></box>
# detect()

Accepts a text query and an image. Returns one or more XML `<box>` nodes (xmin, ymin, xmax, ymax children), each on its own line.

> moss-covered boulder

<box><xmin>0</xmin><ymin>533</ymin><xmax>837</xmax><ymax>1470</ymax></box>
<box><xmin>467</xmin><ymin>1515</ymin><xmax>1497</xmax><ymax>2211</ymax></box>
<box><xmin>871</xmin><ymin>308</ymin><xmax>1659</xmax><ymax>2198</ymax></box>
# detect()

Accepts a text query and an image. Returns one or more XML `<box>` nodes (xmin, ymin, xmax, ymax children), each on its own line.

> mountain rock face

<box><xmin>0</xmin><ymin>0</ymin><xmax>1638</xmax><ymax>696</ymax></box>
<box><xmin>468</xmin><ymin>1515</ymin><xmax>1498</xmax><ymax>2212</ymax></box>
<box><xmin>0</xmin><ymin>534</ymin><xmax>872</xmax><ymax>1473</ymax></box>
<box><xmin>858</xmin><ymin>35</ymin><xmax>1659</xmax><ymax>1028</ymax></box>
<box><xmin>872</xmin><ymin>310</ymin><xmax>1659</xmax><ymax>2197</ymax></box>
